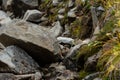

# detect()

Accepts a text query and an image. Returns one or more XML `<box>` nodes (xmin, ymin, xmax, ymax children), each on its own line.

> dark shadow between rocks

<box><xmin>0</xmin><ymin>34</ymin><xmax>56</xmax><ymax>67</ymax></box>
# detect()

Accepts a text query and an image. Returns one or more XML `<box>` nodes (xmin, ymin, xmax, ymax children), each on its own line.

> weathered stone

<box><xmin>0</xmin><ymin>10</ymin><xmax>11</xmax><ymax>25</ymax></box>
<box><xmin>0</xmin><ymin>20</ymin><xmax>60</xmax><ymax>66</ymax></box>
<box><xmin>23</xmin><ymin>10</ymin><xmax>44</xmax><ymax>23</ymax></box>
<box><xmin>50</xmin><ymin>21</ymin><xmax>63</xmax><ymax>37</ymax></box>
<box><xmin>0</xmin><ymin>45</ymin><xmax>40</xmax><ymax>74</ymax></box>
<box><xmin>57</xmin><ymin>37</ymin><xmax>74</xmax><ymax>45</ymax></box>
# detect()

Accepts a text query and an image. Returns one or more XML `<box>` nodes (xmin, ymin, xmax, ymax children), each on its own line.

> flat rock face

<box><xmin>0</xmin><ymin>45</ymin><xmax>40</xmax><ymax>74</ymax></box>
<box><xmin>0</xmin><ymin>20</ymin><xmax>60</xmax><ymax>66</ymax></box>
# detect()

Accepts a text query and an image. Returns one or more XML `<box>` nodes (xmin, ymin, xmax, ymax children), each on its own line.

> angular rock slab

<box><xmin>0</xmin><ymin>20</ymin><xmax>60</xmax><ymax>66</ymax></box>
<box><xmin>0</xmin><ymin>45</ymin><xmax>40</xmax><ymax>74</ymax></box>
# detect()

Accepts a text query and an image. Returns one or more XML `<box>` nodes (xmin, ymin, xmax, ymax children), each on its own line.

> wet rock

<box><xmin>0</xmin><ymin>45</ymin><xmax>40</xmax><ymax>74</ymax></box>
<box><xmin>50</xmin><ymin>21</ymin><xmax>63</xmax><ymax>37</ymax></box>
<box><xmin>0</xmin><ymin>20</ymin><xmax>60</xmax><ymax>66</ymax></box>
<box><xmin>0</xmin><ymin>10</ymin><xmax>11</xmax><ymax>25</ymax></box>
<box><xmin>57</xmin><ymin>37</ymin><xmax>74</xmax><ymax>45</ymax></box>
<box><xmin>23</xmin><ymin>9</ymin><xmax>44</xmax><ymax>23</ymax></box>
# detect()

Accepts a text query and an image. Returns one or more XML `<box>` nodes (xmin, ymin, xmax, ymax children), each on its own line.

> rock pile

<box><xmin>0</xmin><ymin>0</ymin><xmax>106</xmax><ymax>80</ymax></box>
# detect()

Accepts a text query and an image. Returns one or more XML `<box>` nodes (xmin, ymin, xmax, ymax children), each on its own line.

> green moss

<box><xmin>79</xmin><ymin>70</ymin><xmax>89</xmax><ymax>79</ymax></box>
<box><xmin>74</xmin><ymin>41</ymin><xmax>103</xmax><ymax>61</ymax></box>
<box><xmin>69</xmin><ymin>19</ymin><xmax>82</xmax><ymax>38</ymax></box>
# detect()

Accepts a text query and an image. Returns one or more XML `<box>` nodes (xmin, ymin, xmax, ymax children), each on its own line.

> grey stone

<box><xmin>50</xmin><ymin>21</ymin><xmax>63</xmax><ymax>37</ymax></box>
<box><xmin>67</xmin><ymin>11</ymin><xmax>76</xmax><ymax>18</ymax></box>
<box><xmin>0</xmin><ymin>20</ymin><xmax>60</xmax><ymax>66</ymax></box>
<box><xmin>68</xmin><ymin>0</ymin><xmax>75</xmax><ymax>8</ymax></box>
<box><xmin>23</xmin><ymin>10</ymin><xmax>44</xmax><ymax>23</ymax></box>
<box><xmin>52</xmin><ymin>0</ymin><xmax>60</xmax><ymax>6</ymax></box>
<box><xmin>0</xmin><ymin>10</ymin><xmax>11</xmax><ymax>25</ymax></box>
<box><xmin>57</xmin><ymin>37</ymin><xmax>74</xmax><ymax>45</ymax></box>
<box><xmin>58</xmin><ymin>8</ymin><xmax>65</xmax><ymax>14</ymax></box>
<box><xmin>66</xmin><ymin>39</ymin><xmax>90</xmax><ymax>58</ymax></box>
<box><xmin>0</xmin><ymin>45</ymin><xmax>40</xmax><ymax>74</ymax></box>
<box><xmin>97</xmin><ymin>6</ymin><xmax>105</xmax><ymax>12</ymax></box>
<box><xmin>58</xmin><ymin>15</ymin><xmax>64</xmax><ymax>19</ymax></box>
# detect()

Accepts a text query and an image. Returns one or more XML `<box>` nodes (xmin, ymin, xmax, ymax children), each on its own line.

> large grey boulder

<box><xmin>0</xmin><ymin>20</ymin><xmax>60</xmax><ymax>66</ymax></box>
<box><xmin>0</xmin><ymin>45</ymin><xmax>40</xmax><ymax>74</ymax></box>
